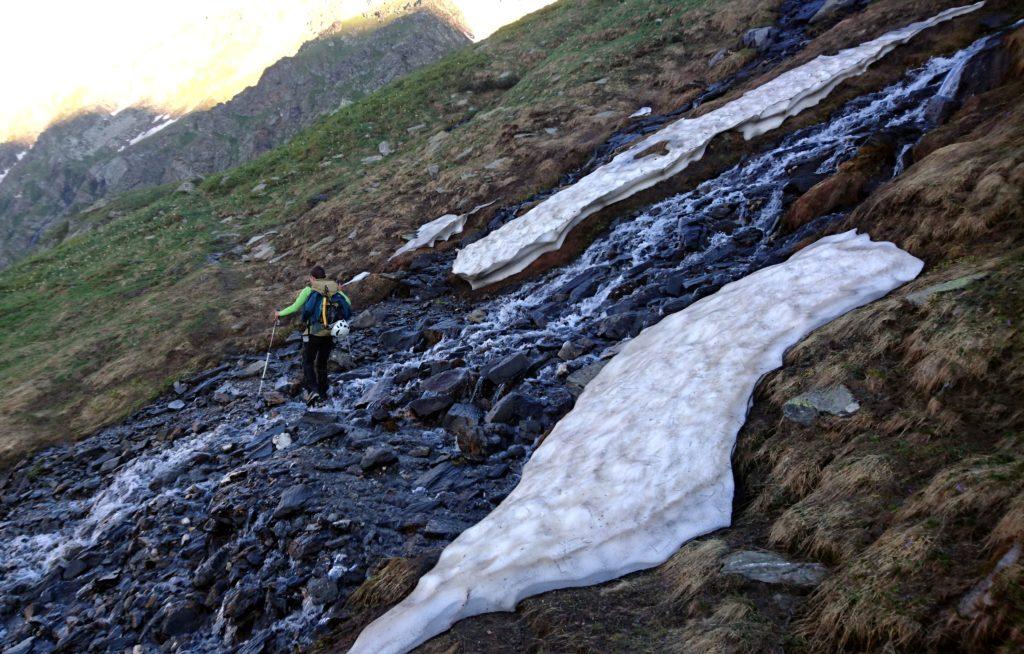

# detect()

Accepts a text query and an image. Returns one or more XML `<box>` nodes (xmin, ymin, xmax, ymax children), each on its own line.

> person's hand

<box><xmin>272</xmin><ymin>310</ymin><xmax>280</xmax><ymax>321</ymax></box>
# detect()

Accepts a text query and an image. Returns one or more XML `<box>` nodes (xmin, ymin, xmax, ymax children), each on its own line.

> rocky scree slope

<box><xmin>0</xmin><ymin>1</ymin><xmax>1022</xmax><ymax>652</ymax></box>
<box><xmin>0</xmin><ymin>0</ymin><xmax>471</xmax><ymax>270</ymax></box>
<box><xmin>0</xmin><ymin>0</ymin><xmax>798</xmax><ymax>462</ymax></box>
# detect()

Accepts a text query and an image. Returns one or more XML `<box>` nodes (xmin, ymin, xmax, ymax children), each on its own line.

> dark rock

<box><xmin>350</xmin><ymin>310</ymin><xmax>378</xmax><ymax>330</ymax></box>
<box><xmin>273</xmin><ymin>484</ymin><xmax>314</xmax><ymax>519</ymax></box>
<box><xmin>443</xmin><ymin>403</ymin><xmax>483</xmax><ymax>437</ymax></box>
<box><xmin>306</xmin><ymin>577</ymin><xmax>339</xmax><ymax>605</ymax></box>
<box><xmin>380</xmin><ymin>327</ymin><xmax>423</xmax><ymax>351</ymax></box>
<box><xmin>61</xmin><ymin>558</ymin><xmax>90</xmax><ymax>580</ymax></box>
<box><xmin>167</xmin><ymin>400</ymin><xmax>186</xmax><ymax>411</ymax></box>
<box><xmin>456</xmin><ymin>429</ymin><xmax>488</xmax><ymax>461</ymax></box>
<box><xmin>160</xmin><ymin>601</ymin><xmax>204</xmax><ymax>637</ymax></box>
<box><xmin>566</xmin><ymin>361</ymin><xmax>610</xmax><ymax>397</ymax></box>
<box><xmin>485</xmin><ymin>392</ymin><xmax>544</xmax><ymax>424</ymax></box>
<box><xmin>3</xmin><ymin>637</ymin><xmax>35</xmax><ymax>654</ymax></box>
<box><xmin>483</xmin><ymin>353</ymin><xmax>531</xmax><ymax>385</ymax></box>
<box><xmin>409</xmin><ymin>395</ymin><xmax>455</xmax><ymax>417</ymax></box>
<box><xmin>424</xmin><ymin>516</ymin><xmax>472</xmax><ymax>538</ymax></box>
<box><xmin>420</xmin><ymin>368</ymin><xmax>473</xmax><ymax>397</ymax></box>
<box><xmin>355</xmin><ymin>376</ymin><xmax>395</xmax><ymax>408</ymax></box>
<box><xmin>360</xmin><ymin>447</ymin><xmax>398</xmax><ymax>471</ymax></box>
<box><xmin>596</xmin><ymin>312</ymin><xmax>644</xmax><ymax>339</ymax></box>
<box><xmin>557</xmin><ymin>338</ymin><xmax>595</xmax><ymax>361</ymax></box>
<box><xmin>741</xmin><ymin>26</ymin><xmax>778</xmax><ymax>51</ymax></box>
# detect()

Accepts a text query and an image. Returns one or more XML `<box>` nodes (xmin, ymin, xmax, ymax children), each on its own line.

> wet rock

<box><xmin>409</xmin><ymin>395</ymin><xmax>454</xmax><ymax>418</ymax></box>
<box><xmin>355</xmin><ymin>377</ymin><xmax>395</xmax><ymax>408</ymax></box>
<box><xmin>742</xmin><ymin>26</ymin><xmax>778</xmax><ymax>51</ymax></box>
<box><xmin>380</xmin><ymin>327</ymin><xmax>423</xmax><ymax>351</ymax></box>
<box><xmin>306</xmin><ymin>577</ymin><xmax>339</xmax><ymax>605</ymax></box>
<box><xmin>167</xmin><ymin>400</ymin><xmax>186</xmax><ymax>411</ymax></box>
<box><xmin>783</xmin><ymin>385</ymin><xmax>860</xmax><ymax>425</ymax></box>
<box><xmin>421</xmin><ymin>368</ymin><xmax>473</xmax><ymax>397</ymax></box>
<box><xmin>485</xmin><ymin>392</ymin><xmax>543</xmax><ymax>424</ymax></box>
<box><xmin>273</xmin><ymin>484</ymin><xmax>314</xmax><ymax>519</ymax></box>
<box><xmin>566</xmin><ymin>361</ymin><xmax>609</xmax><ymax>397</ymax></box>
<box><xmin>160</xmin><ymin>601</ymin><xmax>204</xmax><ymax>637</ymax></box>
<box><xmin>424</xmin><ymin>517</ymin><xmax>471</xmax><ymax>538</ymax></box>
<box><xmin>466</xmin><ymin>308</ymin><xmax>487</xmax><ymax>323</ymax></box>
<box><xmin>4</xmin><ymin>637</ymin><xmax>34</xmax><ymax>654</ymax></box>
<box><xmin>360</xmin><ymin>447</ymin><xmax>398</xmax><ymax>471</ymax></box>
<box><xmin>237</xmin><ymin>360</ymin><xmax>266</xmax><ymax>377</ymax></box>
<box><xmin>721</xmin><ymin>550</ymin><xmax>828</xmax><ymax>587</ymax></box>
<box><xmin>443</xmin><ymin>403</ymin><xmax>483</xmax><ymax>437</ymax></box>
<box><xmin>350</xmin><ymin>310</ymin><xmax>378</xmax><ymax>330</ymax></box>
<box><xmin>61</xmin><ymin>558</ymin><xmax>91</xmax><ymax>580</ymax></box>
<box><xmin>263</xmin><ymin>391</ymin><xmax>287</xmax><ymax>407</ymax></box>
<box><xmin>596</xmin><ymin>312</ymin><xmax>644</xmax><ymax>339</ymax></box>
<box><xmin>557</xmin><ymin>338</ymin><xmax>595</xmax><ymax>361</ymax></box>
<box><xmin>456</xmin><ymin>429</ymin><xmax>488</xmax><ymax>461</ymax></box>
<box><xmin>483</xmin><ymin>353</ymin><xmax>531</xmax><ymax>385</ymax></box>
<box><xmin>272</xmin><ymin>432</ymin><xmax>293</xmax><ymax>450</ymax></box>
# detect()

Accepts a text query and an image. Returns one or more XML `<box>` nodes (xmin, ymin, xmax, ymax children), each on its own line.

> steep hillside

<box><xmin>0</xmin><ymin>0</ymin><xmax>1021</xmax><ymax>652</ymax></box>
<box><xmin>0</xmin><ymin>1</ymin><xmax>471</xmax><ymax>270</ymax></box>
<box><xmin>0</xmin><ymin>0</ymin><xmax>787</xmax><ymax>462</ymax></box>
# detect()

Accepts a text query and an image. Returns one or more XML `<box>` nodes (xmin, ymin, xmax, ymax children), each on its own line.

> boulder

<box><xmin>350</xmin><ymin>309</ymin><xmax>378</xmax><ymax>330</ymax></box>
<box><xmin>483</xmin><ymin>353</ymin><xmax>531</xmax><ymax>385</ymax></box>
<box><xmin>160</xmin><ymin>601</ymin><xmax>204</xmax><ymax>637</ymax></box>
<box><xmin>906</xmin><ymin>272</ymin><xmax>988</xmax><ymax>306</ymax></box>
<box><xmin>566</xmin><ymin>361</ymin><xmax>609</xmax><ymax>397</ymax></box>
<box><xmin>721</xmin><ymin>550</ymin><xmax>828</xmax><ymax>587</ymax></box>
<box><xmin>380</xmin><ymin>327</ymin><xmax>423</xmax><ymax>351</ymax></box>
<box><xmin>596</xmin><ymin>312</ymin><xmax>644</xmax><ymax>339</ymax></box>
<box><xmin>360</xmin><ymin>447</ymin><xmax>398</xmax><ymax>471</ymax></box>
<box><xmin>343</xmin><ymin>273</ymin><xmax>399</xmax><ymax>309</ymax></box>
<box><xmin>443</xmin><ymin>403</ymin><xmax>483</xmax><ymax>436</ymax></box>
<box><xmin>485</xmin><ymin>392</ymin><xmax>544</xmax><ymax>424</ymax></box>
<box><xmin>466</xmin><ymin>308</ymin><xmax>487</xmax><ymax>323</ymax></box>
<box><xmin>456</xmin><ymin>429</ymin><xmax>488</xmax><ymax>461</ymax></box>
<box><xmin>741</xmin><ymin>26</ymin><xmax>778</xmax><ymax>51</ymax></box>
<box><xmin>306</xmin><ymin>577</ymin><xmax>339</xmax><ymax>605</ymax></box>
<box><xmin>167</xmin><ymin>400</ymin><xmax>186</xmax><ymax>411</ymax></box>
<box><xmin>783</xmin><ymin>385</ymin><xmax>860</xmax><ymax>425</ymax></box>
<box><xmin>810</xmin><ymin>0</ymin><xmax>859</xmax><ymax>24</ymax></box>
<box><xmin>273</xmin><ymin>484</ymin><xmax>314</xmax><ymax>519</ymax></box>
<box><xmin>409</xmin><ymin>395</ymin><xmax>455</xmax><ymax>417</ymax></box>
<box><xmin>420</xmin><ymin>368</ymin><xmax>471</xmax><ymax>396</ymax></box>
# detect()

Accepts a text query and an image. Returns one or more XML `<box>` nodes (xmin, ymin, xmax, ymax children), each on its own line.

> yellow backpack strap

<box><xmin>320</xmin><ymin>285</ymin><xmax>329</xmax><ymax>326</ymax></box>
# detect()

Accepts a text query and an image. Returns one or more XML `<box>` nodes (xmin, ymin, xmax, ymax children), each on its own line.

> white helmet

<box><xmin>330</xmin><ymin>320</ymin><xmax>350</xmax><ymax>338</ymax></box>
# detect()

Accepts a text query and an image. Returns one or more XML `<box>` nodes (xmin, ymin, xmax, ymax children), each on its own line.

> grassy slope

<box><xmin>0</xmin><ymin>0</ymin><xmax>775</xmax><ymax>462</ymax></box>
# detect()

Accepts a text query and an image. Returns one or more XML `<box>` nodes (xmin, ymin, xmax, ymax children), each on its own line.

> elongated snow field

<box><xmin>451</xmin><ymin>2</ymin><xmax>982</xmax><ymax>289</ymax></box>
<box><xmin>351</xmin><ymin>231</ymin><xmax>924</xmax><ymax>653</ymax></box>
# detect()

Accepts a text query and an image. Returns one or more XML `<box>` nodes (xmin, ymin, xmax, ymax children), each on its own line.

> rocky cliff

<box><xmin>0</xmin><ymin>2</ymin><xmax>470</xmax><ymax>269</ymax></box>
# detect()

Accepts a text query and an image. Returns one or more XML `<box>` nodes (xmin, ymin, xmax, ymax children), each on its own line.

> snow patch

<box><xmin>352</xmin><ymin>231</ymin><xmax>924</xmax><ymax>654</ymax></box>
<box><xmin>347</xmin><ymin>271</ymin><xmax>371</xmax><ymax>284</ymax></box>
<box><xmin>451</xmin><ymin>3</ymin><xmax>983</xmax><ymax>289</ymax></box>
<box><xmin>390</xmin><ymin>213</ymin><xmax>467</xmax><ymax>259</ymax></box>
<box><xmin>120</xmin><ymin>116</ymin><xmax>179</xmax><ymax>150</ymax></box>
<box><xmin>629</xmin><ymin>106</ymin><xmax>652</xmax><ymax>118</ymax></box>
<box><xmin>0</xmin><ymin>151</ymin><xmax>28</xmax><ymax>186</ymax></box>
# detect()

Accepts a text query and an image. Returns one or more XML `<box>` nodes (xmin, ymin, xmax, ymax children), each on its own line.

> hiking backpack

<box><xmin>301</xmin><ymin>288</ymin><xmax>352</xmax><ymax>337</ymax></box>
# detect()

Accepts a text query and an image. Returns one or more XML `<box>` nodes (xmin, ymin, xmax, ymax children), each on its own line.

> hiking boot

<box><xmin>305</xmin><ymin>392</ymin><xmax>324</xmax><ymax>407</ymax></box>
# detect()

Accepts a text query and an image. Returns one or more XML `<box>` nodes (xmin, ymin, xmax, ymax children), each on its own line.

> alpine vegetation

<box><xmin>451</xmin><ymin>2</ymin><xmax>983</xmax><ymax>289</ymax></box>
<box><xmin>352</xmin><ymin>231</ymin><xmax>924</xmax><ymax>654</ymax></box>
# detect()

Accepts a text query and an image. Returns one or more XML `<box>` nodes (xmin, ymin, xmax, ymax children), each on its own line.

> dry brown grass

<box><xmin>669</xmin><ymin>597</ymin><xmax>782</xmax><ymax>654</ymax></box>
<box><xmin>659</xmin><ymin>538</ymin><xmax>729</xmax><ymax>611</ymax></box>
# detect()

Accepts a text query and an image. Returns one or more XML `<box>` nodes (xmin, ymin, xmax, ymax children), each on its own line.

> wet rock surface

<box><xmin>0</xmin><ymin>14</ymin><xmax>984</xmax><ymax>651</ymax></box>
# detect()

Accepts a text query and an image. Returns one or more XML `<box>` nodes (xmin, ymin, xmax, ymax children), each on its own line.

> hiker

<box><xmin>274</xmin><ymin>265</ymin><xmax>352</xmax><ymax>405</ymax></box>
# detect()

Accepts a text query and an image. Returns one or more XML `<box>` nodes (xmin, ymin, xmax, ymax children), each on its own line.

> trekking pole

<box><xmin>257</xmin><ymin>319</ymin><xmax>279</xmax><ymax>401</ymax></box>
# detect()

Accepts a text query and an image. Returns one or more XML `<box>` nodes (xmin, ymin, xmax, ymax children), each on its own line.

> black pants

<box><xmin>302</xmin><ymin>335</ymin><xmax>333</xmax><ymax>397</ymax></box>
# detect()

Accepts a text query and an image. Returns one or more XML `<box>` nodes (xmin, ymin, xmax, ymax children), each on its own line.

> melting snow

<box><xmin>352</xmin><ymin>231</ymin><xmax>924</xmax><ymax>654</ymax></box>
<box><xmin>391</xmin><ymin>213</ymin><xmax>467</xmax><ymax>259</ymax></box>
<box><xmin>451</xmin><ymin>2</ymin><xmax>983</xmax><ymax>289</ymax></box>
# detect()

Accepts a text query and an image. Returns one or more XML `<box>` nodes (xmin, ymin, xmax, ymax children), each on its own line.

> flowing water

<box><xmin>0</xmin><ymin>36</ymin><xmax>993</xmax><ymax>654</ymax></box>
